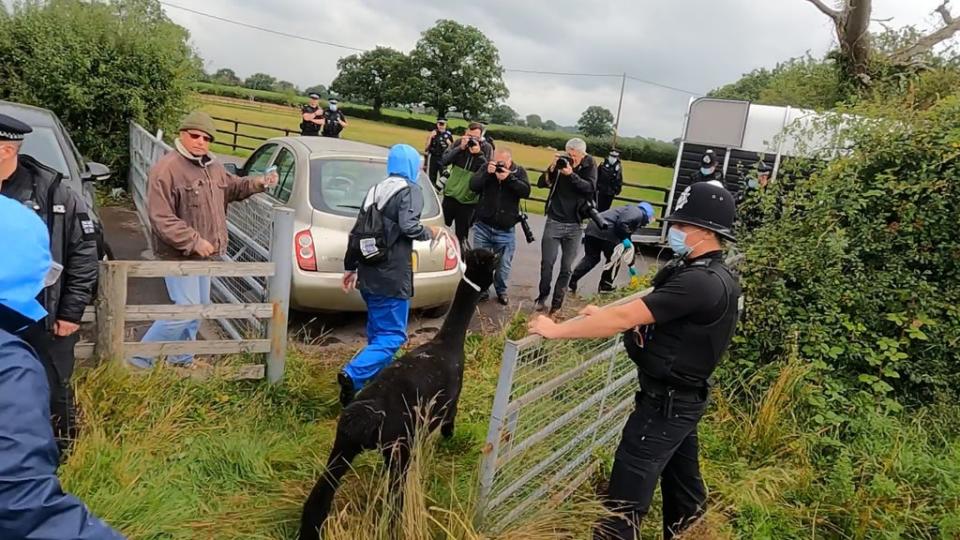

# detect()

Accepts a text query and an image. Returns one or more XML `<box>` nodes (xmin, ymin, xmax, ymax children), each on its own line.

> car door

<box><xmin>263</xmin><ymin>145</ymin><xmax>296</xmax><ymax>205</ymax></box>
<box><xmin>242</xmin><ymin>143</ymin><xmax>279</xmax><ymax>176</ymax></box>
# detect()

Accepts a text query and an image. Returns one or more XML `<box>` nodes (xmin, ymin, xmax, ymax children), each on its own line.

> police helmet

<box><xmin>757</xmin><ymin>161</ymin><xmax>773</xmax><ymax>174</ymax></box>
<box><xmin>701</xmin><ymin>151</ymin><xmax>717</xmax><ymax>168</ymax></box>
<box><xmin>663</xmin><ymin>182</ymin><xmax>736</xmax><ymax>241</ymax></box>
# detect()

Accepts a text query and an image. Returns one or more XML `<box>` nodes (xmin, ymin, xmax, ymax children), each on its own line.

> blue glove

<box><xmin>622</xmin><ymin>238</ymin><xmax>633</xmax><ymax>249</ymax></box>
<box><xmin>637</xmin><ymin>202</ymin><xmax>655</xmax><ymax>225</ymax></box>
<box><xmin>628</xmin><ymin>265</ymin><xmax>638</xmax><ymax>277</ymax></box>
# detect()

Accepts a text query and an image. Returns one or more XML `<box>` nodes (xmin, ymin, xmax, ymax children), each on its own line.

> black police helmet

<box><xmin>701</xmin><ymin>152</ymin><xmax>716</xmax><ymax>168</ymax></box>
<box><xmin>757</xmin><ymin>161</ymin><xmax>773</xmax><ymax>174</ymax></box>
<box><xmin>663</xmin><ymin>182</ymin><xmax>737</xmax><ymax>242</ymax></box>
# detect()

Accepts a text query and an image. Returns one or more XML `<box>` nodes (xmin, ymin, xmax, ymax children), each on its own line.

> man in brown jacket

<box><xmin>129</xmin><ymin>111</ymin><xmax>277</xmax><ymax>369</ymax></box>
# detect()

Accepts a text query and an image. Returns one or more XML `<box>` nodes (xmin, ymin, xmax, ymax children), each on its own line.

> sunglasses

<box><xmin>186</xmin><ymin>131</ymin><xmax>213</xmax><ymax>143</ymax></box>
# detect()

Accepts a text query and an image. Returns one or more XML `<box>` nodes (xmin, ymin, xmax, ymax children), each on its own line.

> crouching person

<box><xmin>0</xmin><ymin>196</ymin><xmax>125</xmax><ymax>539</ymax></box>
<box><xmin>338</xmin><ymin>144</ymin><xmax>441</xmax><ymax>406</ymax></box>
<box><xmin>570</xmin><ymin>202</ymin><xmax>655</xmax><ymax>294</ymax></box>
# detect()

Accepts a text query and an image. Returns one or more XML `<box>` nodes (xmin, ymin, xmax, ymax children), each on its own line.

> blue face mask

<box><xmin>330</xmin><ymin>104</ymin><xmax>338</xmax><ymax>111</ymax></box>
<box><xmin>668</xmin><ymin>227</ymin><xmax>692</xmax><ymax>257</ymax></box>
<box><xmin>700</xmin><ymin>167</ymin><xmax>714</xmax><ymax>176</ymax></box>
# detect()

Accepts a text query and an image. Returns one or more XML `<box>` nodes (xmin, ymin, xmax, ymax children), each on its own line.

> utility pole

<box><xmin>612</xmin><ymin>72</ymin><xmax>626</xmax><ymax>149</ymax></box>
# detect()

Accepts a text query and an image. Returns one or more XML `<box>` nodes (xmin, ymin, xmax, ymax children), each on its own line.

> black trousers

<box><xmin>571</xmin><ymin>236</ymin><xmax>617</xmax><ymax>292</ymax></box>
<box><xmin>19</xmin><ymin>324</ymin><xmax>79</xmax><ymax>456</ymax></box>
<box><xmin>594</xmin><ymin>390</ymin><xmax>708</xmax><ymax>540</ymax></box>
<box><xmin>426</xmin><ymin>154</ymin><xmax>445</xmax><ymax>189</ymax></box>
<box><xmin>441</xmin><ymin>197</ymin><xmax>476</xmax><ymax>247</ymax></box>
<box><xmin>597</xmin><ymin>192</ymin><xmax>616</xmax><ymax>213</ymax></box>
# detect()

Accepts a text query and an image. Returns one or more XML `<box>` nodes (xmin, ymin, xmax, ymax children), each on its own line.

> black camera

<box><xmin>518</xmin><ymin>212</ymin><xmax>536</xmax><ymax>243</ymax></box>
<box><xmin>555</xmin><ymin>155</ymin><xmax>572</xmax><ymax>171</ymax></box>
<box><xmin>495</xmin><ymin>160</ymin><xmax>507</xmax><ymax>173</ymax></box>
<box><xmin>580</xmin><ymin>200</ymin><xmax>607</xmax><ymax>230</ymax></box>
<box><xmin>467</xmin><ymin>137</ymin><xmax>481</xmax><ymax>148</ymax></box>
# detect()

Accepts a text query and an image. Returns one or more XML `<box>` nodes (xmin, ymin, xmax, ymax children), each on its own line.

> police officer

<box><xmin>689</xmin><ymin>149</ymin><xmax>723</xmax><ymax>184</ymax></box>
<box><xmin>424</xmin><ymin>116</ymin><xmax>453</xmax><ymax>189</ymax></box>
<box><xmin>596</xmin><ymin>149</ymin><xmax>624</xmax><ymax>212</ymax></box>
<box><xmin>737</xmin><ymin>161</ymin><xmax>775</xmax><ymax>231</ymax></box>
<box><xmin>528</xmin><ymin>182</ymin><xmax>742</xmax><ymax>540</ymax></box>
<box><xmin>300</xmin><ymin>93</ymin><xmax>325</xmax><ymax>136</ymax></box>
<box><xmin>0</xmin><ymin>113</ymin><xmax>99</xmax><ymax>454</ymax></box>
<box><xmin>321</xmin><ymin>98</ymin><xmax>348</xmax><ymax>138</ymax></box>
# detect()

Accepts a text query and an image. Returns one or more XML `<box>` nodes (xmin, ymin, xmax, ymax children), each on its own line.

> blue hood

<box><xmin>387</xmin><ymin>144</ymin><xmax>421</xmax><ymax>184</ymax></box>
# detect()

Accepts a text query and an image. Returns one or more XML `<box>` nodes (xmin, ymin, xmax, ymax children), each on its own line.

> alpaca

<box><xmin>298</xmin><ymin>248</ymin><xmax>499</xmax><ymax>540</ymax></box>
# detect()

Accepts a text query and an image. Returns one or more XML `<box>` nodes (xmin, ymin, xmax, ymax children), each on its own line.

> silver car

<box><xmin>227</xmin><ymin>137</ymin><xmax>461</xmax><ymax>314</ymax></box>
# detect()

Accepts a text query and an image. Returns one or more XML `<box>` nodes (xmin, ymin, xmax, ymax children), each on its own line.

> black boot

<box><xmin>337</xmin><ymin>371</ymin><xmax>355</xmax><ymax>407</ymax></box>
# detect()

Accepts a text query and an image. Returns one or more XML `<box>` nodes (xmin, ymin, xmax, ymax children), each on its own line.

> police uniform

<box><xmin>596</xmin><ymin>182</ymin><xmax>742</xmax><ymax>540</ymax></box>
<box><xmin>596</xmin><ymin>151</ymin><xmax>624</xmax><ymax>212</ymax></box>
<box><xmin>300</xmin><ymin>100</ymin><xmax>323</xmax><ymax>136</ymax></box>
<box><xmin>321</xmin><ymin>101</ymin><xmax>346</xmax><ymax>138</ymax></box>
<box><xmin>689</xmin><ymin>151</ymin><xmax>724</xmax><ymax>185</ymax></box>
<box><xmin>425</xmin><ymin>118</ymin><xmax>453</xmax><ymax>188</ymax></box>
<box><xmin>0</xmin><ymin>113</ymin><xmax>99</xmax><ymax>455</ymax></box>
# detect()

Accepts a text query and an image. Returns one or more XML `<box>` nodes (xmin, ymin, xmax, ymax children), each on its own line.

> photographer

<box><xmin>469</xmin><ymin>147</ymin><xmax>530</xmax><ymax>306</ymax></box>
<box><xmin>440</xmin><ymin>122</ymin><xmax>493</xmax><ymax>245</ymax></box>
<box><xmin>424</xmin><ymin>116</ymin><xmax>453</xmax><ymax>189</ymax></box>
<box><xmin>535</xmin><ymin>137</ymin><xmax>597</xmax><ymax>314</ymax></box>
<box><xmin>299</xmin><ymin>93</ymin><xmax>325</xmax><ymax>136</ymax></box>
<box><xmin>596</xmin><ymin>149</ymin><xmax>624</xmax><ymax>212</ymax></box>
<box><xmin>321</xmin><ymin>99</ymin><xmax>348</xmax><ymax>138</ymax></box>
<box><xmin>569</xmin><ymin>202</ymin><xmax>654</xmax><ymax>294</ymax></box>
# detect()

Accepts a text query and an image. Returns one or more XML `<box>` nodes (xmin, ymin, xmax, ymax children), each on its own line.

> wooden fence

<box><xmin>77</xmin><ymin>260</ymin><xmax>289</xmax><ymax>382</ymax></box>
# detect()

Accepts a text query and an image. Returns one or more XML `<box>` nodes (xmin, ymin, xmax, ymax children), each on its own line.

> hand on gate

<box><xmin>195</xmin><ymin>238</ymin><xmax>216</xmax><ymax>257</ymax></box>
<box><xmin>54</xmin><ymin>320</ymin><xmax>80</xmax><ymax>337</ymax></box>
<box><xmin>527</xmin><ymin>315</ymin><xmax>559</xmax><ymax>339</ymax></box>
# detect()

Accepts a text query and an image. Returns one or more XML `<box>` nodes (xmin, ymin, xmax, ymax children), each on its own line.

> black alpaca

<box><xmin>298</xmin><ymin>248</ymin><xmax>498</xmax><ymax>540</ymax></box>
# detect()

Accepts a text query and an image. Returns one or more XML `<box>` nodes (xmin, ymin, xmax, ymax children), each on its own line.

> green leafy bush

<box><xmin>0</xmin><ymin>0</ymin><xmax>199</xmax><ymax>185</ymax></box>
<box><xmin>730</xmin><ymin>96</ymin><xmax>960</xmax><ymax>409</ymax></box>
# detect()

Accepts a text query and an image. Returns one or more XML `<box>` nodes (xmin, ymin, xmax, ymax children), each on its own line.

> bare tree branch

<box><xmin>889</xmin><ymin>1</ymin><xmax>960</xmax><ymax>63</ymax></box>
<box><xmin>804</xmin><ymin>0</ymin><xmax>843</xmax><ymax>22</ymax></box>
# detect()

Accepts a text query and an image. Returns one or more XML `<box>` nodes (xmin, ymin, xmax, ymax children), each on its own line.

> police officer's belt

<box><xmin>639</xmin><ymin>374</ymin><xmax>707</xmax><ymax>402</ymax></box>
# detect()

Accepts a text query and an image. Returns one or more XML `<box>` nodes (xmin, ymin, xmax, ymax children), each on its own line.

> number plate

<box><xmin>412</xmin><ymin>252</ymin><xmax>419</xmax><ymax>272</ymax></box>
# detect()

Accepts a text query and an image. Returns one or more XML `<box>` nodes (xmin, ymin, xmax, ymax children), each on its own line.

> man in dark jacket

<box><xmin>536</xmin><ymin>137</ymin><xmax>597</xmax><ymax>314</ymax></box>
<box><xmin>469</xmin><ymin>147</ymin><xmax>530</xmax><ymax>305</ymax></box>
<box><xmin>0</xmin><ymin>194</ymin><xmax>125</xmax><ymax>539</ymax></box>
<box><xmin>689</xmin><ymin>150</ymin><xmax>723</xmax><ymax>184</ymax></box>
<box><xmin>339</xmin><ymin>144</ymin><xmax>441</xmax><ymax>406</ymax></box>
<box><xmin>321</xmin><ymin>99</ymin><xmax>348</xmax><ymax>138</ymax></box>
<box><xmin>441</xmin><ymin>122</ymin><xmax>493</xmax><ymax>245</ymax></box>
<box><xmin>424</xmin><ymin>116</ymin><xmax>453</xmax><ymax>189</ymax></box>
<box><xmin>299</xmin><ymin>93</ymin><xmax>325</xmax><ymax>136</ymax></box>
<box><xmin>570</xmin><ymin>202</ymin><xmax>654</xmax><ymax>294</ymax></box>
<box><xmin>596</xmin><ymin>150</ymin><xmax>624</xmax><ymax>212</ymax></box>
<box><xmin>0</xmin><ymin>113</ymin><xmax>98</xmax><ymax>453</ymax></box>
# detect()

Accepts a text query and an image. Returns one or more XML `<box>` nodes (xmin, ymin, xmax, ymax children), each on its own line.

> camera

<box><xmin>580</xmin><ymin>200</ymin><xmax>607</xmax><ymax>230</ymax></box>
<box><xmin>467</xmin><ymin>137</ymin><xmax>481</xmax><ymax>148</ymax></box>
<box><xmin>517</xmin><ymin>212</ymin><xmax>536</xmax><ymax>244</ymax></box>
<box><xmin>555</xmin><ymin>154</ymin><xmax>572</xmax><ymax>171</ymax></box>
<box><xmin>495</xmin><ymin>160</ymin><xmax>507</xmax><ymax>173</ymax></box>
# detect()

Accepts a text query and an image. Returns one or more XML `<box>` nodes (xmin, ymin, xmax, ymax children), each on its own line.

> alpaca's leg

<box><xmin>299</xmin><ymin>439</ymin><xmax>361</xmax><ymax>540</ymax></box>
<box><xmin>441</xmin><ymin>399</ymin><xmax>459</xmax><ymax>439</ymax></box>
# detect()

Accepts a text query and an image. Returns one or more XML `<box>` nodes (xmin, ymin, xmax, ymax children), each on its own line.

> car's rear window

<box><xmin>20</xmin><ymin>127</ymin><xmax>69</xmax><ymax>177</ymax></box>
<box><xmin>309</xmin><ymin>158</ymin><xmax>440</xmax><ymax>218</ymax></box>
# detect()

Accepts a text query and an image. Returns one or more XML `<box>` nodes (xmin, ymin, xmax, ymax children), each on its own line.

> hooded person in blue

<box><xmin>338</xmin><ymin>144</ymin><xmax>440</xmax><ymax>406</ymax></box>
<box><xmin>0</xmin><ymin>195</ymin><xmax>125</xmax><ymax>539</ymax></box>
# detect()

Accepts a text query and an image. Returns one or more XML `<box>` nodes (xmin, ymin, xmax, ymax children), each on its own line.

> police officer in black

<box><xmin>300</xmin><ymin>93</ymin><xmax>325</xmax><ymax>136</ymax></box>
<box><xmin>321</xmin><ymin>98</ymin><xmax>348</xmax><ymax>138</ymax></box>
<box><xmin>596</xmin><ymin>149</ymin><xmax>624</xmax><ymax>212</ymax></box>
<box><xmin>689</xmin><ymin>149</ymin><xmax>723</xmax><ymax>184</ymax></box>
<box><xmin>424</xmin><ymin>116</ymin><xmax>453</xmax><ymax>189</ymax></box>
<box><xmin>529</xmin><ymin>182</ymin><xmax>742</xmax><ymax>540</ymax></box>
<box><xmin>0</xmin><ymin>113</ymin><xmax>99</xmax><ymax>456</ymax></box>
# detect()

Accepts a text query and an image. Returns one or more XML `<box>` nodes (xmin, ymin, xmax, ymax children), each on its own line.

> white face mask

<box><xmin>329</xmin><ymin>104</ymin><xmax>338</xmax><ymax>111</ymax></box>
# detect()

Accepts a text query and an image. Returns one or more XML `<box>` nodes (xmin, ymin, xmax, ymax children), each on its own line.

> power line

<box><xmin>159</xmin><ymin>1</ymin><xmax>700</xmax><ymax>95</ymax></box>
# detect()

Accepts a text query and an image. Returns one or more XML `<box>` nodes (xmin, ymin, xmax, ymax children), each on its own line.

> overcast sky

<box><xmin>161</xmin><ymin>0</ymin><xmax>956</xmax><ymax>140</ymax></box>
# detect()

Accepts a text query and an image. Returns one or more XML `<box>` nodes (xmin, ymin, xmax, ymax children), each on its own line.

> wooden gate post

<box><xmin>96</xmin><ymin>261</ymin><xmax>128</xmax><ymax>363</ymax></box>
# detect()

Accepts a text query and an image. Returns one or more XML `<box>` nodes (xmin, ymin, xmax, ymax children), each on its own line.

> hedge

<box><xmin>192</xmin><ymin>82</ymin><xmax>678</xmax><ymax>167</ymax></box>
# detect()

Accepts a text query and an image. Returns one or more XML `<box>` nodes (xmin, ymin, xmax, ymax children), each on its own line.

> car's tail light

<box><xmin>443</xmin><ymin>231</ymin><xmax>460</xmax><ymax>271</ymax></box>
<box><xmin>295</xmin><ymin>230</ymin><xmax>317</xmax><ymax>271</ymax></box>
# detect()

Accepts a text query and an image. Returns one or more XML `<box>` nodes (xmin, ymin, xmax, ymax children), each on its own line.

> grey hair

<box><xmin>565</xmin><ymin>138</ymin><xmax>587</xmax><ymax>153</ymax></box>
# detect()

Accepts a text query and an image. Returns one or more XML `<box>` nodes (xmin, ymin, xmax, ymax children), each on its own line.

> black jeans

<box><xmin>427</xmin><ymin>153</ymin><xmax>445</xmax><ymax>189</ymax></box>
<box><xmin>571</xmin><ymin>236</ymin><xmax>617</xmax><ymax>292</ymax></box>
<box><xmin>537</xmin><ymin>219</ymin><xmax>583</xmax><ymax>309</ymax></box>
<box><xmin>19</xmin><ymin>324</ymin><xmax>79</xmax><ymax>456</ymax></box>
<box><xmin>594</xmin><ymin>390</ymin><xmax>708</xmax><ymax>540</ymax></box>
<box><xmin>597</xmin><ymin>192</ymin><xmax>616</xmax><ymax>212</ymax></box>
<box><xmin>442</xmin><ymin>197</ymin><xmax>476</xmax><ymax>247</ymax></box>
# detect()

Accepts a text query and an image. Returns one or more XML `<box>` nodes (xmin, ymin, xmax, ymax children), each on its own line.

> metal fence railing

<box><xmin>127</xmin><ymin>122</ymin><xmax>293</xmax><ymax>378</ymax></box>
<box><xmin>477</xmin><ymin>288</ymin><xmax>651</xmax><ymax>530</ymax></box>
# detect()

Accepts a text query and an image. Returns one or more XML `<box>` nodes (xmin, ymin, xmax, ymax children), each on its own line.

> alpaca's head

<box><xmin>462</xmin><ymin>248</ymin><xmax>499</xmax><ymax>291</ymax></box>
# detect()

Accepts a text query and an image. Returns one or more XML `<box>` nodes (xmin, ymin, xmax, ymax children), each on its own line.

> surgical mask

<box><xmin>668</xmin><ymin>228</ymin><xmax>693</xmax><ymax>257</ymax></box>
<box><xmin>329</xmin><ymin>104</ymin><xmax>338</xmax><ymax>111</ymax></box>
<box><xmin>700</xmin><ymin>167</ymin><xmax>714</xmax><ymax>176</ymax></box>
<box><xmin>747</xmin><ymin>178</ymin><xmax>759</xmax><ymax>189</ymax></box>
<box><xmin>607</xmin><ymin>156</ymin><xmax>617</xmax><ymax>165</ymax></box>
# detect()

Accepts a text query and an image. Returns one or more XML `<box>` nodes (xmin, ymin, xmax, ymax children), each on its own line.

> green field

<box><xmin>195</xmin><ymin>96</ymin><xmax>675</xmax><ymax>217</ymax></box>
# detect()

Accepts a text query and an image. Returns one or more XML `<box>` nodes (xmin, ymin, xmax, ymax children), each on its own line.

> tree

<box><xmin>244</xmin><ymin>72</ymin><xmax>276</xmax><ymax>91</ymax></box>
<box><xmin>577</xmin><ymin>106</ymin><xmax>614</xmax><ymax>137</ymax></box>
<box><xmin>542</xmin><ymin>119</ymin><xmax>559</xmax><ymax>131</ymax></box>
<box><xmin>211</xmin><ymin>67</ymin><xmax>241</xmax><ymax>86</ymax></box>
<box><xmin>489</xmin><ymin>104</ymin><xmax>517</xmax><ymax>125</ymax></box>
<box><xmin>274</xmin><ymin>80</ymin><xmax>298</xmax><ymax>93</ymax></box>
<box><xmin>330</xmin><ymin>47</ymin><xmax>410</xmax><ymax>113</ymax></box>
<box><xmin>709</xmin><ymin>55</ymin><xmax>843</xmax><ymax>110</ymax></box>
<box><xmin>802</xmin><ymin>0</ymin><xmax>960</xmax><ymax>85</ymax></box>
<box><xmin>409</xmin><ymin>19</ymin><xmax>509</xmax><ymax>118</ymax></box>
<box><xmin>525</xmin><ymin>114</ymin><xmax>543</xmax><ymax>129</ymax></box>
<box><xmin>304</xmin><ymin>84</ymin><xmax>328</xmax><ymax>97</ymax></box>
<box><xmin>0</xmin><ymin>0</ymin><xmax>199</xmax><ymax>185</ymax></box>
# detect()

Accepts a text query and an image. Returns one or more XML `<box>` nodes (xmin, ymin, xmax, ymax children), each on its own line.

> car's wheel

<box><xmin>422</xmin><ymin>303</ymin><xmax>450</xmax><ymax>319</ymax></box>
